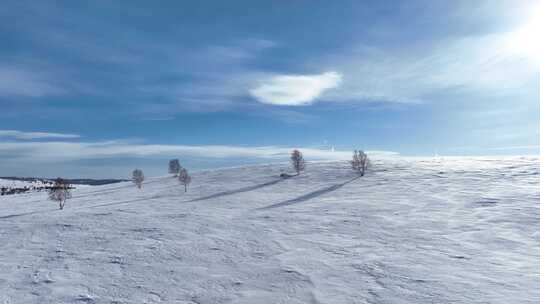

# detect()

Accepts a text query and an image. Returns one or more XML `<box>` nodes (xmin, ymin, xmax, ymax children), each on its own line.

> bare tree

<box><xmin>351</xmin><ymin>150</ymin><xmax>361</xmax><ymax>171</ymax></box>
<box><xmin>291</xmin><ymin>149</ymin><xmax>306</xmax><ymax>175</ymax></box>
<box><xmin>48</xmin><ymin>178</ymin><xmax>72</xmax><ymax>210</ymax></box>
<box><xmin>132</xmin><ymin>169</ymin><xmax>144</xmax><ymax>189</ymax></box>
<box><xmin>359</xmin><ymin>150</ymin><xmax>370</xmax><ymax>176</ymax></box>
<box><xmin>168</xmin><ymin>159</ymin><xmax>181</xmax><ymax>177</ymax></box>
<box><xmin>351</xmin><ymin>150</ymin><xmax>369</xmax><ymax>176</ymax></box>
<box><xmin>178</xmin><ymin>168</ymin><xmax>192</xmax><ymax>192</ymax></box>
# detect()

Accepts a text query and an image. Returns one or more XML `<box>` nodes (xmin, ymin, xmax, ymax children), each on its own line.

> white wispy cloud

<box><xmin>0</xmin><ymin>67</ymin><xmax>65</xmax><ymax>97</ymax></box>
<box><xmin>250</xmin><ymin>72</ymin><xmax>343</xmax><ymax>106</ymax></box>
<box><xmin>486</xmin><ymin>145</ymin><xmax>540</xmax><ymax>151</ymax></box>
<box><xmin>0</xmin><ymin>140</ymin><xmax>397</xmax><ymax>163</ymax></box>
<box><xmin>203</xmin><ymin>39</ymin><xmax>277</xmax><ymax>60</ymax></box>
<box><xmin>0</xmin><ymin>130</ymin><xmax>80</xmax><ymax>140</ymax></box>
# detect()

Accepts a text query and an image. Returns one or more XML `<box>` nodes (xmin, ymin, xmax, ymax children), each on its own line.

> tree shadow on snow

<box><xmin>258</xmin><ymin>175</ymin><xmax>362</xmax><ymax>210</ymax></box>
<box><xmin>87</xmin><ymin>195</ymin><xmax>169</xmax><ymax>209</ymax></box>
<box><xmin>186</xmin><ymin>178</ymin><xmax>285</xmax><ymax>203</ymax></box>
<box><xmin>0</xmin><ymin>210</ymin><xmax>44</xmax><ymax>219</ymax></box>
<box><xmin>1</xmin><ymin>178</ymin><xmax>284</xmax><ymax>218</ymax></box>
<box><xmin>0</xmin><ymin>196</ymin><xmax>163</xmax><ymax>219</ymax></box>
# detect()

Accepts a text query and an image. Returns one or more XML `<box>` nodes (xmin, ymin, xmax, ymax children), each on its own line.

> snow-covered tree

<box><xmin>178</xmin><ymin>168</ymin><xmax>192</xmax><ymax>192</ymax></box>
<box><xmin>132</xmin><ymin>169</ymin><xmax>144</xmax><ymax>189</ymax></box>
<box><xmin>291</xmin><ymin>149</ymin><xmax>306</xmax><ymax>175</ymax></box>
<box><xmin>351</xmin><ymin>150</ymin><xmax>369</xmax><ymax>176</ymax></box>
<box><xmin>168</xmin><ymin>159</ymin><xmax>181</xmax><ymax>177</ymax></box>
<box><xmin>48</xmin><ymin>178</ymin><xmax>72</xmax><ymax>210</ymax></box>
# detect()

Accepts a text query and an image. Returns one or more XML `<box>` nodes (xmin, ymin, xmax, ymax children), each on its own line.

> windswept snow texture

<box><xmin>1</xmin><ymin>158</ymin><xmax>539</xmax><ymax>303</ymax></box>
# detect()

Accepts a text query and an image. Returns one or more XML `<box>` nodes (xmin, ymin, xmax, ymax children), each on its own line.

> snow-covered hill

<box><xmin>1</xmin><ymin>157</ymin><xmax>539</xmax><ymax>303</ymax></box>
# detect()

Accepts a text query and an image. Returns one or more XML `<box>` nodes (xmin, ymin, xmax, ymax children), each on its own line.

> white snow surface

<box><xmin>1</xmin><ymin>157</ymin><xmax>539</xmax><ymax>303</ymax></box>
<box><xmin>0</xmin><ymin>179</ymin><xmax>46</xmax><ymax>189</ymax></box>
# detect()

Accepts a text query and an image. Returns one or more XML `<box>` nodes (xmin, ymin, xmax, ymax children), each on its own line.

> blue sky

<box><xmin>1</xmin><ymin>0</ymin><xmax>540</xmax><ymax>178</ymax></box>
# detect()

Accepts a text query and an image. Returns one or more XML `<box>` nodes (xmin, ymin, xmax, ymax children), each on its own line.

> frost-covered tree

<box><xmin>48</xmin><ymin>178</ymin><xmax>72</xmax><ymax>210</ymax></box>
<box><xmin>132</xmin><ymin>169</ymin><xmax>144</xmax><ymax>189</ymax></box>
<box><xmin>351</xmin><ymin>150</ymin><xmax>369</xmax><ymax>176</ymax></box>
<box><xmin>351</xmin><ymin>150</ymin><xmax>361</xmax><ymax>171</ymax></box>
<box><xmin>178</xmin><ymin>168</ymin><xmax>191</xmax><ymax>192</ymax></box>
<box><xmin>168</xmin><ymin>159</ymin><xmax>181</xmax><ymax>177</ymax></box>
<box><xmin>291</xmin><ymin>149</ymin><xmax>306</xmax><ymax>175</ymax></box>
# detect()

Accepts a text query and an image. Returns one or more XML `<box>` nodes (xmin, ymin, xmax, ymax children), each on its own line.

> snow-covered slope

<box><xmin>1</xmin><ymin>157</ymin><xmax>539</xmax><ymax>303</ymax></box>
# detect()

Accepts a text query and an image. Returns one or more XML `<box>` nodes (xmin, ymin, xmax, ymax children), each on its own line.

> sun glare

<box><xmin>506</xmin><ymin>5</ymin><xmax>540</xmax><ymax>63</ymax></box>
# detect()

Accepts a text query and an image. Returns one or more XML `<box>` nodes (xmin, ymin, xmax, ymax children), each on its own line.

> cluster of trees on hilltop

<box><xmin>132</xmin><ymin>158</ymin><xmax>191</xmax><ymax>192</ymax></box>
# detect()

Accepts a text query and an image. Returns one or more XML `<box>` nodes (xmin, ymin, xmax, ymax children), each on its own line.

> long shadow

<box><xmin>1</xmin><ymin>195</ymin><xmax>170</xmax><ymax>219</ymax></box>
<box><xmin>1</xmin><ymin>177</ymin><xmax>287</xmax><ymax>219</ymax></box>
<box><xmin>186</xmin><ymin>178</ymin><xmax>284</xmax><ymax>203</ymax></box>
<box><xmin>0</xmin><ymin>210</ymin><xmax>45</xmax><ymax>219</ymax></box>
<box><xmin>83</xmin><ymin>178</ymin><xmax>285</xmax><ymax>209</ymax></box>
<box><xmin>0</xmin><ymin>197</ymin><xmax>156</xmax><ymax>219</ymax></box>
<box><xmin>86</xmin><ymin>195</ymin><xmax>164</xmax><ymax>209</ymax></box>
<box><xmin>258</xmin><ymin>176</ymin><xmax>361</xmax><ymax>210</ymax></box>
<box><xmin>73</xmin><ymin>178</ymin><xmax>167</xmax><ymax>199</ymax></box>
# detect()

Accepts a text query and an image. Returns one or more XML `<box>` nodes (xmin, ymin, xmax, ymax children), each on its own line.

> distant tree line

<box><xmin>1</xmin><ymin>180</ymin><xmax>57</xmax><ymax>196</ymax></box>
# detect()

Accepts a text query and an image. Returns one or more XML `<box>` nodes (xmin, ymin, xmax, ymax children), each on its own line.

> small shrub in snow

<box><xmin>168</xmin><ymin>159</ymin><xmax>181</xmax><ymax>177</ymax></box>
<box><xmin>132</xmin><ymin>169</ymin><xmax>144</xmax><ymax>189</ymax></box>
<box><xmin>351</xmin><ymin>150</ymin><xmax>369</xmax><ymax>176</ymax></box>
<box><xmin>291</xmin><ymin>149</ymin><xmax>306</xmax><ymax>175</ymax></box>
<box><xmin>178</xmin><ymin>168</ymin><xmax>192</xmax><ymax>192</ymax></box>
<box><xmin>48</xmin><ymin>178</ymin><xmax>72</xmax><ymax>210</ymax></box>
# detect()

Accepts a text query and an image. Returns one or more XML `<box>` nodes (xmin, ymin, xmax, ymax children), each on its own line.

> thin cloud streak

<box><xmin>486</xmin><ymin>145</ymin><xmax>540</xmax><ymax>151</ymax></box>
<box><xmin>0</xmin><ymin>67</ymin><xmax>65</xmax><ymax>97</ymax></box>
<box><xmin>0</xmin><ymin>130</ymin><xmax>80</xmax><ymax>140</ymax></box>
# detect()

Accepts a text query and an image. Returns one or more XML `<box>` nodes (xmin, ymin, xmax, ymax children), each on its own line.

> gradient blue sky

<box><xmin>1</xmin><ymin>0</ymin><xmax>539</xmax><ymax>178</ymax></box>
